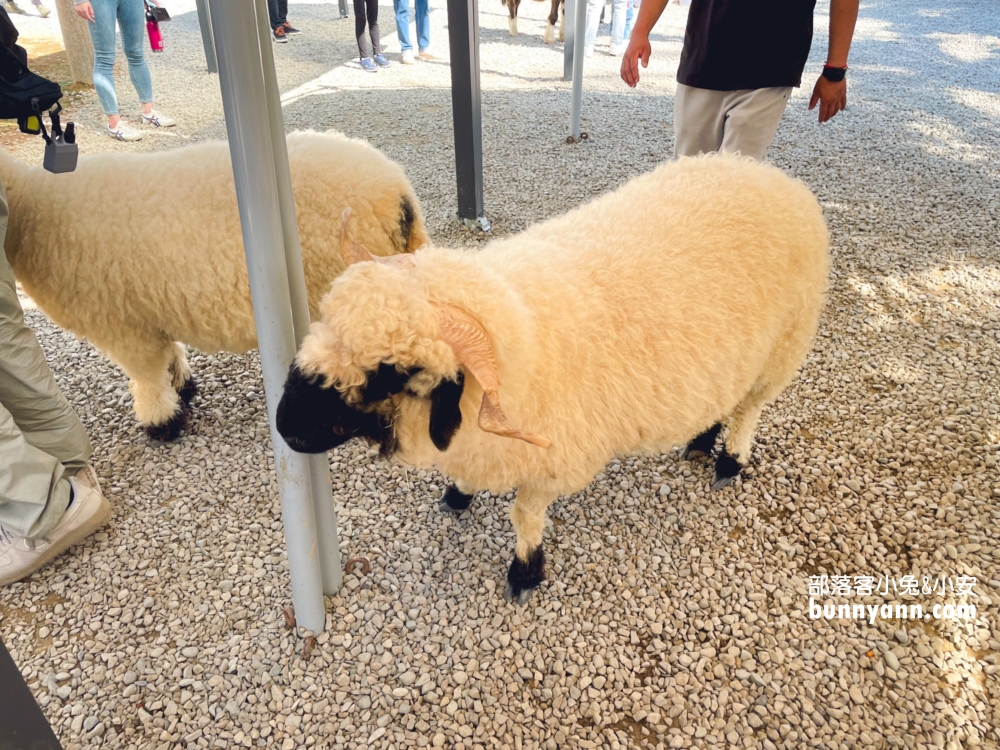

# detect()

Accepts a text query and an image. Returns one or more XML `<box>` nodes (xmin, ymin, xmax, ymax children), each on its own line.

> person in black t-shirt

<box><xmin>621</xmin><ymin>0</ymin><xmax>859</xmax><ymax>161</ymax></box>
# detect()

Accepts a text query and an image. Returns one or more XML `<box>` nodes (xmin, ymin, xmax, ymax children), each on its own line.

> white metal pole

<box><xmin>195</xmin><ymin>0</ymin><xmax>218</xmax><ymax>73</ymax></box>
<box><xmin>563</xmin><ymin>0</ymin><xmax>575</xmax><ymax>81</ymax></box>
<box><xmin>208</xmin><ymin>0</ymin><xmax>327</xmax><ymax>634</ymax></box>
<box><xmin>569</xmin><ymin>0</ymin><xmax>587</xmax><ymax>138</ymax></box>
<box><xmin>253</xmin><ymin>0</ymin><xmax>343</xmax><ymax>596</ymax></box>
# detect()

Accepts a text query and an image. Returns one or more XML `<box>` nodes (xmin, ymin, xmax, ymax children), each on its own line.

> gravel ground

<box><xmin>2</xmin><ymin>1</ymin><xmax>1000</xmax><ymax>749</ymax></box>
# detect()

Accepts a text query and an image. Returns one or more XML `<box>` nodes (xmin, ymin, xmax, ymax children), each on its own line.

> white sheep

<box><xmin>276</xmin><ymin>154</ymin><xmax>829</xmax><ymax>604</ymax></box>
<box><xmin>0</xmin><ymin>130</ymin><xmax>427</xmax><ymax>441</ymax></box>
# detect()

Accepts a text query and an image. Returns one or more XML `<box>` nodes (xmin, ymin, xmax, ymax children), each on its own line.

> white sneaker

<box><xmin>401</xmin><ymin>50</ymin><xmax>416</xmax><ymax>64</ymax></box>
<box><xmin>108</xmin><ymin>121</ymin><xmax>143</xmax><ymax>141</ymax></box>
<box><xmin>0</xmin><ymin>468</ymin><xmax>111</xmax><ymax>587</ymax></box>
<box><xmin>609</xmin><ymin>42</ymin><xmax>627</xmax><ymax>56</ymax></box>
<box><xmin>141</xmin><ymin>109</ymin><xmax>176</xmax><ymax>127</ymax></box>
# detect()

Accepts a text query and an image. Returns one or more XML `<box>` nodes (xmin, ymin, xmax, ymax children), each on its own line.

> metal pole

<box><xmin>569</xmin><ymin>0</ymin><xmax>587</xmax><ymax>139</ymax></box>
<box><xmin>209</xmin><ymin>0</ymin><xmax>327</xmax><ymax>634</ymax></box>
<box><xmin>195</xmin><ymin>0</ymin><xmax>218</xmax><ymax>74</ymax></box>
<box><xmin>254</xmin><ymin>0</ymin><xmax>343</xmax><ymax>597</ymax></box>
<box><xmin>446</xmin><ymin>0</ymin><xmax>490</xmax><ymax>232</ymax></box>
<box><xmin>563</xmin><ymin>0</ymin><xmax>575</xmax><ymax>82</ymax></box>
<box><xmin>339</xmin><ymin>0</ymin><xmax>349</xmax><ymax>19</ymax></box>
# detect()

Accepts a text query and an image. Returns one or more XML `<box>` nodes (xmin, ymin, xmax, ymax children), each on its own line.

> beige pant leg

<box><xmin>674</xmin><ymin>84</ymin><xmax>791</xmax><ymax>161</ymax></box>
<box><xmin>0</xmin><ymin>178</ymin><xmax>91</xmax><ymax>538</ymax></box>
<box><xmin>719</xmin><ymin>86</ymin><xmax>792</xmax><ymax>161</ymax></box>
<box><xmin>674</xmin><ymin>83</ymin><xmax>728</xmax><ymax>158</ymax></box>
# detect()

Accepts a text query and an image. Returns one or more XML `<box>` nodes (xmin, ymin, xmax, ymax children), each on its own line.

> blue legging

<box><xmin>86</xmin><ymin>0</ymin><xmax>154</xmax><ymax>116</ymax></box>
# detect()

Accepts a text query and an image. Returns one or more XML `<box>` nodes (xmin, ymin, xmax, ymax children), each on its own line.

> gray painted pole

<box><xmin>569</xmin><ymin>0</ymin><xmax>587</xmax><ymax>139</ymax></box>
<box><xmin>253</xmin><ymin>0</ymin><xmax>343</xmax><ymax>597</ymax></box>
<box><xmin>195</xmin><ymin>0</ymin><xmax>218</xmax><ymax>74</ymax></box>
<box><xmin>563</xmin><ymin>0</ymin><xmax>575</xmax><ymax>82</ymax></box>
<box><xmin>339</xmin><ymin>0</ymin><xmax>349</xmax><ymax>19</ymax></box>
<box><xmin>208</xmin><ymin>0</ymin><xmax>328</xmax><ymax>634</ymax></box>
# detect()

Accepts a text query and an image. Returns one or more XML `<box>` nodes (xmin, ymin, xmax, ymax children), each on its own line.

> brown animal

<box><xmin>503</xmin><ymin>0</ymin><xmax>564</xmax><ymax>43</ymax></box>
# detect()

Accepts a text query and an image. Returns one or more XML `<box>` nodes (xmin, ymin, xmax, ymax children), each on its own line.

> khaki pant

<box><xmin>0</xmin><ymin>178</ymin><xmax>92</xmax><ymax>539</ymax></box>
<box><xmin>674</xmin><ymin>83</ymin><xmax>792</xmax><ymax>162</ymax></box>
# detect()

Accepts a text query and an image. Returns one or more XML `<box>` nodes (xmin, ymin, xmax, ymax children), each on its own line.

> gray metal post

<box><xmin>563</xmin><ymin>0</ymin><xmax>575</xmax><ymax>82</ymax></box>
<box><xmin>339</xmin><ymin>0</ymin><xmax>349</xmax><ymax>19</ymax></box>
<box><xmin>446</xmin><ymin>0</ymin><xmax>490</xmax><ymax>232</ymax></box>
<box><xmin>254</xmin><ymin>0</ymin><xmax>343</xmax><ymax>597</ymax></box>
<box><xmin>195</xmin><ymin>0</ymin><xmax>218</xmax><ymax>74</ymax></box>
<box><xmin>569</xmin><ymin>0</ymin><xmax>587</xmax><ymax>139</ymax></box>
<box><xmin>209</xmin><ymin>0</ymin><xmax>328</xmax><ymax>634</ymax></box>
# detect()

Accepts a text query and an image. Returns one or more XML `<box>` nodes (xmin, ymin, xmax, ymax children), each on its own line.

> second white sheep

<box><xmin>1</xmin><ymin>131</ymin><xmax>427</xmax><ymax>440</ymax></box>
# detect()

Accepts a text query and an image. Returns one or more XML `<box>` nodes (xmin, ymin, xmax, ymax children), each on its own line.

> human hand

<box><xmin>621</xmin><ymin>34</ymin><xmax>651</xmax><ymax>88</ymax></box>
<box><xmin>75</xmin><ymin>1</ymin><xmax>95</xmax><ymax>21</ymax></box>
<box><xmin>808</xmin><ymin>75</ymin><xmax>848</xmax><ymax>123</ymax></box>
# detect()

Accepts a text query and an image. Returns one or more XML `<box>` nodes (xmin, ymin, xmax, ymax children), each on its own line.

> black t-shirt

<box><xmin>676</xmin><ymin>0</ymin><xmax>818</xmax><ymax>91</ymax></box>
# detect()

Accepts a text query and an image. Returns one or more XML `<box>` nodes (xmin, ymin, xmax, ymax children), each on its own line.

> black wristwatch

<box><xmin>822</xmin><ymin>65</ymin><xmax>847</xmax><ymax>83</ymax></box>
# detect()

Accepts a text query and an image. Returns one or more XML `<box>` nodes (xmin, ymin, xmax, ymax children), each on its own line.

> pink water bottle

<box><xmin>146</xmin><ymin>8</ymin><xmax>164</xmax><ymax>52</ymax></box>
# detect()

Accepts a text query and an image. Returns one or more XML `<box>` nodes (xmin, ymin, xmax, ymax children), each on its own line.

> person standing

<box><xmin>584</xmin><ymin>0</ymin><xmax>628</xmax><ymax>57</ymax></box>
<box><xmin>621</xmin><ymin>0</ymin><xmax>859</xmax><ymax>161</ymax></box>
<box><xmin>3</xmin><ymin>0</ymin><xmax>51</xmax><ymax>18</ymax></box>
<box><xmin>74</xmin><ymin>0</ymin><xmax>176</xmax><ymax>141</ymax></box>
<box><xmin>393</xmin><ymin>0</ymin><xmax>436</xmax><ymax>64</ymax></box>
<box><xmin>0</xmin><ymin>177</ymin><xmax>111</xmax><ymax>587</ymax></box>
<box><xmin>266</xmin><ymin>0</ymin><xmax>300</xmax><ymax>43</ymax></box>
<box><xmin>355</xmin><ymin>0</ymin><xmax>390</xmax><ymax>72</ymax></box>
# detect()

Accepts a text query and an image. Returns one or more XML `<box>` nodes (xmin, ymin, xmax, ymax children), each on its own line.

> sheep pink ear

<box><xmin>341</xmin><ymin>207</ymin><xmax>379</xmax><ymax>266</ymax></box>
<box><xmin>433</xmin><ymin>304</ymin><xmax>551</xmax><ymax>448</ymax></box>
<box><xmin>341</xmin><ymin>207</ymin><xmax>418</xmax><ymax>269</ymax></box>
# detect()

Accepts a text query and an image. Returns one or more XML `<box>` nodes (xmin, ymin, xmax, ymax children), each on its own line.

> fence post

<box><xmin>445</xmin><ymin>0</ymin><xmax>490</xmax><ymax>232</ymax></box>
<box><xmin>208</xmin><ymin>0</ymin><xmax>328</xmax><ymax>634</ymax></box>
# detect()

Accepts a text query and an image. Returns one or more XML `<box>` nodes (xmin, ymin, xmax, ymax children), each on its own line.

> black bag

<box><xmin>144</xmin><ymin>1</ymin><xmax>170</xmax><ymax>22</ymax></box>
<box><xmin>0</xmin><ymin>7</ymin><xmax>62</xmax><ymax>121</ymax></box>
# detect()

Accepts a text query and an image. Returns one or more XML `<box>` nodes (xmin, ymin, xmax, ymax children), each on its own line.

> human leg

<box><xmin>87</xmin><ymin>0</ymin><xmax>122</xmax><ymax>119</ymax></box>
<box><xmin>584</xmin><ymin>0</ymin><xmax>603</xmax><ymax>50</ymax></box>
<box><xmin>609</xmin><ymin>0</ymin><xmax>627</xmax><ymax>52</ymax></box>
<box><xmin>673</xmin><ymin>83</ymin><xmax>728</xmax><ymax>158</ymax></box>
<box><xmin>719</xmin><ymin>87</ymin><xmax>793</xmax><ymax>161</ymax></box>
<box><xmin>354</xmin><ymin>0</ymin><xmax>371</xmax><ymax>57</ymax></box>
<box><xmin>116</xmin><ymin>0</ymin><xmax>154</xmax><ymax>109</ymax></box>
<box><xmin>367</xmin><ymin>0</ymin><xmax>382</xmax><ymax>56</ymax></box>
<box><xmin>0</xmin><ymin>180</ymin><xmax>92</xmax><ymax>541</ymax></box>
<box><xmin>414</xmin><ymin>0</ymin><xmax>430</xmax><ymax>51</ymax></box>
<box><xmin>393</xmin><ymin>0</ymin><xmax>413</xmax><ymax>52</ymax></box>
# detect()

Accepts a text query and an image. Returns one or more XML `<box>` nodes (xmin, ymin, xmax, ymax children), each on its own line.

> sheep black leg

<box><xmin>177</xmin><ymin>375</ymin><xmax>198</xmax><ymax>405</ymax></box>
<box><xmin>681</xmin><ymin>422</ymin><xmax>722</xmax><ymax>461</ymax></box>
<box><xmin>440</xmin><ymin>484</ymin><xmax>474</xmax><ymax>514</ymax></box>
<box><xmin>504</xmin><ymin>546</ymin><xmax>545</xmax><ymax>606</ymax></box>
<box><xmin>711</xmin><ymin>448</ymin><xmax>743</xmax><ymax>490</ymax></box>
<box><xmin>145</xmin><ymin>405</ymin><xmax>189</xmax><ymax>443</ymax></box>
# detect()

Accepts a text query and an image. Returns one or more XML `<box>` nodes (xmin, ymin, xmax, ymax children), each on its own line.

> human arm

<box><xmin>808</xmin><ymin>0</ymin><xmax>859</xmax><ymax>123</ymax></box>
<box><xmin>74</xmin><ymin>1</ymin><xmax>95</xmax><ymax>22</ymax></box>
<box><xmin>620</xmin><ymin>0</ymin><xmax>669</xmax><ymax>88</ymax></box>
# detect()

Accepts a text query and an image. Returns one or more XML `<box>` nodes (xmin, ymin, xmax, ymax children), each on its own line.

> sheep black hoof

<box><xmin>440</xmin><ymin>484</ymin><xmax>474</xmax><ymax>514</ymax></box>
<box><xmin>681</xmin><ymin>422</ymin><xmax>721</xmax><ymax>461</ymax></box>
<box><xmin>504</xmin><ymin>546</ymin><xmax>545</xmax><ymax>605</ymax></box>
<box><xmin>145</xmin><ymin>407</ymin><xmax>188</xmax><ymax>444</ymax></box>
<box><xmin>177</xmin><ymin>376</ymin><xmax>198</xmax><ymax>404</ymax></box>
<box><xmin>711</xmin><ymin>448</ymin><xmax>743</xmax><ymax>490</ymax></box>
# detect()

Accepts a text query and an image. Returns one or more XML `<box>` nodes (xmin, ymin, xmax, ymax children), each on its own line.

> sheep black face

<box><xmin>277</xmin><ymin>362</ymin><xmax>466</xmax><ymax>457</ymax></box>
<box><xmin>277</xmin><ymin>363</ymin><xmax>399</xmax><ymax>455</ymax></box>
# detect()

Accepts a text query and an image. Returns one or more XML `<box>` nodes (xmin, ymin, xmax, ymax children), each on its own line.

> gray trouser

<box><xmin>674</xmin><ymin>83</ymin><xmax>793</xmax><ymax>161</ymax></box>
<box><xmin>0</xmin><ymin>178</ymin><xmax>92</xmax><ymax>539</ymax></box>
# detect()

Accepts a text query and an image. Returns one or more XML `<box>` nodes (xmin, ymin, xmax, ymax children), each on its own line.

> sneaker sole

<box><xmin>0</xmin><ymin>496</ymin><xmax>111</xmax><ymax>587</ymax></box>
